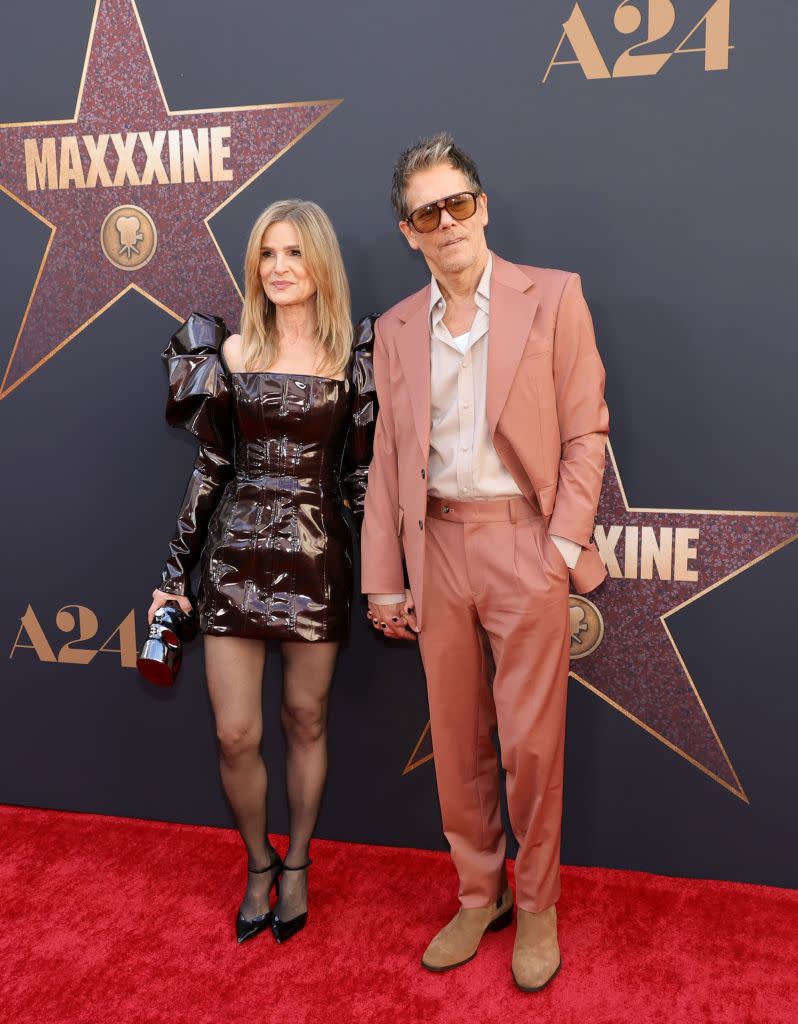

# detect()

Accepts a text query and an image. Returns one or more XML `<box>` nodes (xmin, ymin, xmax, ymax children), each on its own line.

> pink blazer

<box><xmin>361</xmin><ymin>252</ymin><xmax>609</xmax><ymax>627</ymax></box>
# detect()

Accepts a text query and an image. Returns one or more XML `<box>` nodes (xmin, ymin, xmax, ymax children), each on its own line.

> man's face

<box><xmin>399</xmin><ymin>164</ymin><xmax>489</xmax><ymax>279</ymax></box>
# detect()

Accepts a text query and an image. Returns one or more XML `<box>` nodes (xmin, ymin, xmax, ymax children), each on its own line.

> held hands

<box><xmin>367</xmin><ymin>589</ymin><xmax>419</xmax><ymax>641</ymax></box>
<box><xmin>148</xmin><ymin>588</ymin><xmax>193</xmax><ymax>625</ymax></box>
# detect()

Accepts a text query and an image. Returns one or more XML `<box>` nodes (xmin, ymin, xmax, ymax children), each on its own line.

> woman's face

<box><xmin>259</xmin><ymin>220</ymin><xmax>317</xmax><ymax>309</ymax></box>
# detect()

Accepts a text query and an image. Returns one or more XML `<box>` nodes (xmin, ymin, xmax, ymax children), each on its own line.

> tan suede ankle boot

<box><xmin>421</xmin><ymin>886</ymin><xmax>514</xmax><ymax>972</ymax></box>
<box><xmin>512</xmin><ymin>905</ymin><xmax>561</xmax><ymax>992</ymax></box>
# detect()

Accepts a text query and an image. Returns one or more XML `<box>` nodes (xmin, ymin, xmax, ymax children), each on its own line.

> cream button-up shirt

<box><xmin>427</xmin><ymin>254</ymin><xmax>521</xmax><ymax>501</ymax></box>
<box><xmin>369</xmin><ymin>255</ymin><xmax>580</xmax><ymax>606</ymax></box>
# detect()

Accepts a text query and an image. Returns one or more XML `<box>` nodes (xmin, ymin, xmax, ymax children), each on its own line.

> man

<box><xmin>361</xmin><ymin>133</ymin><xmax>608</xmax><ymax>992</ymax></box>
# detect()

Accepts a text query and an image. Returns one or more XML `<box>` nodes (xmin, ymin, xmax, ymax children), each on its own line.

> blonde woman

<box><xmin>148</xmin><ymin>200</ymin><xmax>376</xmax><ymax>945</ymax></box>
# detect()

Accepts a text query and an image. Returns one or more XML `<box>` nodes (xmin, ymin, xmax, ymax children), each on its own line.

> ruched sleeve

<box><xmin>340</xmin><ymin>314</ymin><xmax>378</xmax><ymax>525</ymax></box>
<box><xmin>158</xmin><ymin>312</ymin><xmax>235</xmax><ymax>597</ymax></box>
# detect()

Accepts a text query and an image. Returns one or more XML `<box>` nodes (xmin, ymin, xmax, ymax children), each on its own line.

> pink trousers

<box><xmin>419</xmin><ymin>495</ymin><xmax>571</xmax><ymax>913</ymax></box>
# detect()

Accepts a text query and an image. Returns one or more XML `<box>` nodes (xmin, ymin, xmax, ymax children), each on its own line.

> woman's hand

<box><xmin>148</xmin><ymin>588</ymin><xmax>193</xmax><ymax>624</ymax></box>
<box><xmin>367</xmin><ymin>589</ymin><xmax>418</xmax><ymax>641</ymax></box>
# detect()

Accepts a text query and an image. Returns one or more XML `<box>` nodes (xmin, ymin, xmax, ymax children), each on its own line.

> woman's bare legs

<box><xmin>204</xmin><ymin>634</ymin><xmax>279</xmax><ymax>919</ymax></box>
<box><xmin>275</xmin><ymin>640</ymin><xmax>339</xmax><ymax>923</ymax></box>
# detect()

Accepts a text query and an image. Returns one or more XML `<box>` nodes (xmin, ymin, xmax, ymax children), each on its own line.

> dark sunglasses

<box><xmin>405</xmin><ymin>191</ymin><xmax>481</xmax><ymax>233</ymax></box>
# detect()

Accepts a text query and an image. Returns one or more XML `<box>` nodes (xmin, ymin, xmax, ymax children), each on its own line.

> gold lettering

<box><xmin>542</xmin><ymin>3</ymin><xmax>611</xmax><ymax>83</ymax></box>
<box><xmin>24</xmin><ymin>128</ymin><xmax>234</xmax><ymax>191</ymax></box>
<box><xmin>97</xmin><ymin>610</ymin><xmax>138</xmax><ymax>668</ymax></box>
<box><xmin>168</xmin><ymin>129</ymin><xmax>182</xmax><ymax>183</ymax></box>
<box><xmin>182</xmin><ymin>127</ymin><xmax>211</xmax><ymax>183</ymax></box>
<box><xmin>111</xmin><ymin>132</ymin><xmax>140</xmax><ymax>187</ymax></box>
<box><xmin>594</xmin><ymin>524</ymin><xmax>623</xmax><ymax>577</ymax></box>
<box><xmin>210</xmin><ymin>126</ymin><xmax>233</xmax><ymax>182</ymax></box>
<box><xmin>613</xmin><ymin>0</ymin><xmax>675</xmax><ymax>78</ymax></box>
<box><xmin>24</xmin><ymin>138</ymin><xmax>57</xmax><ymax>191</ymax></box>
<box><xmin>83</xmin><ymin>134</ymin><xmax>112</xmax><ymax>187</ymax></box>
<box><xmin>9</xmin><ymin>605</ymin><xmax>56</xmax><ymax>661</ymax></box>
<box><xmin>624</xmin><ymin>525</ymin><xmax>639</xmax><ymax>579</ymax></box>
<box><xmin>57</xmin><ymin>136</ymin><xmax>85</xmax><ymax>190</ymax></box>
<box><xmin>673</xmin><ymin>528</ymin><xmax>699</xmax><ymax>582</ymax></box>
<box><xmin>139</xmin><ymin>130</ymin><xmax>169</xmax><ymax>185</ymax></box>
<box><xmin>673</xmin><ymin>0</ymin><xmax>731</xmax><ymax>71</ymax></box>
<box><xmin>640</xmin><ymin>526</ymin><xmax>673</xmax><ymax>580</ymax></box>
<box><xmin>595</xmin><ymin>524</ymin><xmax>700</xmax><ymax>581</ymax></box>
<box><xmin>56</xmin><ymin>604</ymin><xmax>99</xmax><ymax>665</ymax></box>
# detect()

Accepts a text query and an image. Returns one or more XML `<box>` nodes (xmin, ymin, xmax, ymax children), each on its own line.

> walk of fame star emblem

<box><xmin>404</xmin><ymin>442</ymin><xmax>798</xmax><ymax>800</ymax></box>
<box><xmin>0</xmin><ymin>0</ymin><xmax>339</xmax><ymax>398</ymax></box>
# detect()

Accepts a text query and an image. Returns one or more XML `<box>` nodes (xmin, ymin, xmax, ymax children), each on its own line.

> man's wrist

<box><xmin>369</xmin><ymin>592</ymin><xmax>406</xmax><ymax>605</ymax></box>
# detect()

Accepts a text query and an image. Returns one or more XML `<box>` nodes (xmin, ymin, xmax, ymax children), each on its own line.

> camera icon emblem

<box><xmin>101</xmin><ymin>204</ymin><xmax>158</xmax><ymax>270</ymax></box>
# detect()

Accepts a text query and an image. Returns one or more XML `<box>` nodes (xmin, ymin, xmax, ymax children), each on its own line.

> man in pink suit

<box><xmin>361</xmin><ymin>133</ymin><xmax>608</xmax><ymax>991</ymax></box>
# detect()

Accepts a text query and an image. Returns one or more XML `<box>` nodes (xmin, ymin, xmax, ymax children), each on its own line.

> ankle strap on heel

<box><xmin>248</xmin><ymin>854</ymin><xmax>283</xmax><ymax>874</ymax></box>
<box><xmin>282</xmin><ymin>858</ymin><xmax>312</xmax><ymax>871</ymax></box>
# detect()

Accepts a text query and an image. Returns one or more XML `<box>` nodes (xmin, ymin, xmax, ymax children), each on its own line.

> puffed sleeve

<box><xmin>157</xmin><ymin>312</ymin><xmax>235</xmax><ymax>597</ymax></box>
<box><xmin>340</xmin><ymin>314</ymin><xmax>378</xmax><ymax>525</ymax></box>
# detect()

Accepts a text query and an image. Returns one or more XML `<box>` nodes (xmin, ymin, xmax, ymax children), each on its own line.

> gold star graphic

<box><xmin>0</xmin><ymin>0</ymin><xmax>339</xmax><ymax>397</ymax></box>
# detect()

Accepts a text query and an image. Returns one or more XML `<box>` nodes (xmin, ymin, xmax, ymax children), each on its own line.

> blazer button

<box><xmin>418</xmin><ymin>520</ymin><xmax>423</xmax><ymax>530</ymax></box>
<box><xmin>421</xmin><ymin>468</ymin><xmax>426</xmax><ymax>479</ymax></box>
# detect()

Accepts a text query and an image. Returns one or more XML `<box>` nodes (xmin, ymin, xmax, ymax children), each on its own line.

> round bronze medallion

<box><xmin>568</xmin><ymin>595</ymin><xmax>604</xmax><ymax>660</ymax></box>
<box><xmin>100</xmin><ymin>204</ymin><xmax>157</xmax><ymax>271</ymax></box>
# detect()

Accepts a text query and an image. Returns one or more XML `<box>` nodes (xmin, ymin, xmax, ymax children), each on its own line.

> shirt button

<box><xmin>463</xmin><ymin>402</ymin><xmax>470</xmax><ymax>409</ymax></box>
<box><xmin>461</xmin><ymin>444</ymin><xmax>469</xmax><ymax>451</ymax></box>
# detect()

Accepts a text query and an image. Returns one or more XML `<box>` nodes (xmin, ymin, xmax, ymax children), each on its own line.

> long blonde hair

<box><xmin>239</xmin><ymin>200</ymin><xmax>352</xmax><ymax>375</ymax></box>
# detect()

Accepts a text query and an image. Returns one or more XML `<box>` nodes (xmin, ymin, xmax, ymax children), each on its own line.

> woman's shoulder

<box><xmin>163</xmin><ymin>313</ymin><xmax>234</xmax><ymax>441</ymax></box>
<box><xmin>352</xmin><ymin>313</ymin><xmax>381</xmax><ymax>354</ymax></box>
<box><xmin>163</xmin><ymin>312</ymin><xmax>231</xmax><ymax>360</ymax></box>
<box><xmin>220</xmin><ymin>333</ymin><xmax>243</xmax><ymax>372</ymax></box>
<box><xmin>347</xmin><ymin>315</ymin><xmax>380</xmax><ymax>392</ymax></box>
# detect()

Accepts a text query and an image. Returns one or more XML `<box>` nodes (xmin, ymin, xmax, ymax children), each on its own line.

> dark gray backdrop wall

<box><xmin>1</xmin><ymin>0</ymin><xmax>796</xmax><ymax>887</ymax></box>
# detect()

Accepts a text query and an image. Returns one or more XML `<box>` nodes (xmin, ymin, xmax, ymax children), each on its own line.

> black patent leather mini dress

<box><xmin>157</xmin><ymin>312</ymin><xmax>377</xmax><ymax>642</ymax></box>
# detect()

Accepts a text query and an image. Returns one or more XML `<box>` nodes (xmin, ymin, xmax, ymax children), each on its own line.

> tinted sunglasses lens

<box><xmin>411</xmin><ymin>205</ymin><xmax>440</xmax><ymax>232</ymax></box>
<box><xmin>445</xmin><ymin>193</ymin><xmax>477</xmax><ymax>220</ymax></box>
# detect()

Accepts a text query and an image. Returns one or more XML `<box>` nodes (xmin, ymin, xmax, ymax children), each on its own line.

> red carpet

<box><xmin>1</xmin><ymin>805</ymin><xmax>796</xmax><ymax>1024</ymax></box>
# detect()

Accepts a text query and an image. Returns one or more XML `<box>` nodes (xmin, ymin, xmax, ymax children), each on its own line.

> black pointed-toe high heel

<box><xmin>271</xmin><ymin>859</ymin><xmax>312</xmax><ymax>944</ymax></box>
<box><xmin>236</xmin><ymin>853</ymin><xmax>283</xmax><ymax>945</ymax></box>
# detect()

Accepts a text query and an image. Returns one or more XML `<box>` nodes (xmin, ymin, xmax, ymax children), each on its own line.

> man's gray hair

<box><xmin>390</xmin><ymin>132</ymin><xmax>483</xmax><ymax>219</ymax></box>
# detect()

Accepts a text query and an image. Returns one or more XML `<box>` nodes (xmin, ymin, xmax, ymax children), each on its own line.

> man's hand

<box><xmin>367</xmin><ymin>589</ymin><xmax>419</xmax><ymax>641</ymax></box>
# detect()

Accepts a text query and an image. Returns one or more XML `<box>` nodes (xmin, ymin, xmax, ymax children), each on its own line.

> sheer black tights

<box><xmin>204</xmin><ymin>635</ymin><xmax>337</xmax><ymax>922</ymax></box>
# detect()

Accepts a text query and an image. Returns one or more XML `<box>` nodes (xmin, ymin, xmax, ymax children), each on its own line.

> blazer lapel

<box><xmin>486</xmin><ymin>256</ymin><xmax>539</xmax><ymax>435</ymax></box>
<box><xmin>395</xmin><ymin>289</ymin><xmax>432</xmax><ymax>455</ymax></box>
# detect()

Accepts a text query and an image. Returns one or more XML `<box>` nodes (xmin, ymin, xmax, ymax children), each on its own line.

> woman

<box><xmin>148</xmin><ymin>200</ymin><xmax>376</xmax><ymax>945</ymax></box>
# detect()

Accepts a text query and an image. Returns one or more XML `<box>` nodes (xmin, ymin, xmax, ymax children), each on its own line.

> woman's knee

<box><xmin>281</xmin><ymin>702</ymin><xmax>326</xmax><ymax>746</ymax></box>
<box><xmin>216</xmin><ymin>719</ymin><xmax>261</xmax><ymax>760</ymax></box>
